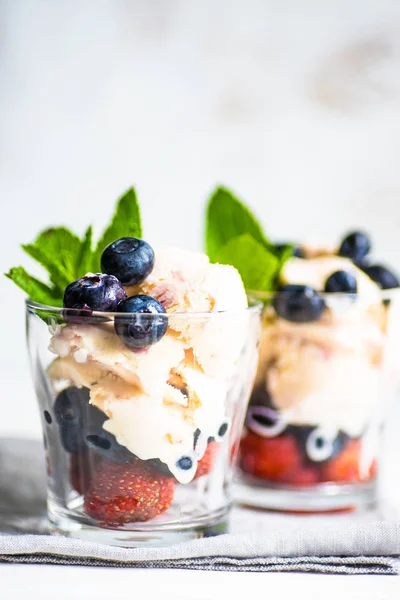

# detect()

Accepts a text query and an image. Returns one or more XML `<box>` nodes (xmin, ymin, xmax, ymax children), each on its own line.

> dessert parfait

<box><xmin>205</xmin><ymin>188</ymin><xmax>400</xmax><ymax>512</ymax></box>
<box><xmin>10</xmin><ymin>188</ymin><xmax>261</xmax><ymax>545</ymax></box>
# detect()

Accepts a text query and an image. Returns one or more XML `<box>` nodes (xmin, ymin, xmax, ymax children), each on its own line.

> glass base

<box><xmin>48</xmin><ymin>499</ymin><xmax>229</xmax><ymax>548</ymax></box>
<box><xmin>234</xmin><ymin>474</ymin><xmax>377</xmax><ymax>513</ymax></box>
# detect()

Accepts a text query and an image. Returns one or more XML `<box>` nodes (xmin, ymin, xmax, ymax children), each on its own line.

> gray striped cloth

<box><xmin>0</xmin><ymin>439</ymin><xmax>399</xmax><ymax>574</ymax></box>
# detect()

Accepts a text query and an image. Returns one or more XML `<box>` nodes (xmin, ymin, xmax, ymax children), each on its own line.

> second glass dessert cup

<box><xmin>27</xmin><ymin>300</ymin><xmax>261</xmax><ymax>547</ymax></box>
<box><xmin>236</xmin><ymin>289</ymin><xmax>400</xmax><ymax>513</ymax></box>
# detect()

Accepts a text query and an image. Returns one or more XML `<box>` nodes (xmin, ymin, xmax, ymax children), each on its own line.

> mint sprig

<box><xmin>5</xmin><ymin>186</ymin><xmax>142</xmax><ymax>306</ymax></box>
<box><xmin>205</xmin><ymin>186</ymin><xmax>293</xmax><ymax>291</ymax></box>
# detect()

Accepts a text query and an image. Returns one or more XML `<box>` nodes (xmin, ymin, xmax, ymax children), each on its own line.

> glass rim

<box><xmin>25</xmin><ymin>297</ymin><xmax>263</xmax><ymax>319</ymax></box>
<box><xmin>247</xmin><ymin>287</ymin><xmax>400</xmax><ymax>302</ymax></box>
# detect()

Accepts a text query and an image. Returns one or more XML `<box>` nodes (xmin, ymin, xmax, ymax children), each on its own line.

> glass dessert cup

<box><xmin>27</xmin><ymin>299</ymin><xmax>261</xmax><ymax>547</ymax></box>
<box><xmin>235</xmin><ymin>289</ymin><xmax>400</xmax><ymax>513</ymax></box>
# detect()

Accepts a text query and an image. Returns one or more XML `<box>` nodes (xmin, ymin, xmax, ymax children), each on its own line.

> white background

<box><xmin>1</xmin><ymin>1</ymin><xmax>400</xmax><ymax>597</ymax></box>
<box><xmin>2</xmin><ymin>0</ymin><xmax>400</xmax><ymax>436</ymax></box>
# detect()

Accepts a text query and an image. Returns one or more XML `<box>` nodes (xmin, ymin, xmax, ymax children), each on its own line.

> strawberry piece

<box><xmin>320</xmin><ymin>439</ymin><xmax>377</xmax><ymax>484</ymax></box>
<box><xmin>239</xmin><ymin>431</ymin><xmax>320</xmax><ymax>486</ymax></box>
<box><xmin>194</xmin><ymin>441</ymin><xmax>219</xmax><ymax>479</ymax></box>
<box><xmin>289</xmin><ymin>465</ymin><xmax>319</xmax><ymax>487</ymax></box>
<box><xmin>84</xmin><ymin>458</ymin><xmax>175</xmax><ymax>525</ymax></box>
<box><xmin>239</xmin><ymin>431</ymin><xmax>302</xmax><ymax>483</ymax></box>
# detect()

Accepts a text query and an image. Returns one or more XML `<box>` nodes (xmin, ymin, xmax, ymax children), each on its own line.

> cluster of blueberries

<box><xmin>274</xmin><ymin>231</ymin><xmax>400</xmax><ymax>323</ymax></box>
<box><xmin>63</xmin><ymin>237</ymin><xmax>168</xmax><ymax>348</ymax></box>
<box><xmin>48</xmin><ymin>386</ymin><xmax>135</xmax><ymax>461</ymax></box>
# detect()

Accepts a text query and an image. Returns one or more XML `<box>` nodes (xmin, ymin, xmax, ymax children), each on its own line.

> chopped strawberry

<box><xmin>289</xmin><ymin>466</ymin><xmax>319</xmax><ymax>487</ymax></box>
<box><xmin>239</xmin><ymin>431</ymin><xmax>303</xmax><ymax>483</ymax></box>
<box><xmin>84</xmin><ymin>458</ymin><xmax>175</xmax><ymax>525</ymax></box>
<box><xmin>320</xmin><ymin>439</ymin><xmax>377</xmax><ymax>484</ymax></box>
<box><xmin>194</xmin><ymin>441</ymin><xmax>219</xmax><ymax>479</ymax></box>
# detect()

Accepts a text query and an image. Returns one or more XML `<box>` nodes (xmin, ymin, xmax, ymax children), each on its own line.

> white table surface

<box><xmin>1</xmin><ymin>381</ymin><xmax>400</xmax><ymax>599</ymax></box>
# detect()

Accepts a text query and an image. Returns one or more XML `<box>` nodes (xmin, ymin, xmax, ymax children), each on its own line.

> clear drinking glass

<box><xmin>235</xmin><ymin>290</ymin><xmax>400</xmax><ymax>512</ymax></box>
<box><xmin>26</xmin><ymin>299</ymin><xmax>261</xmax><ymax>547</ymax></box>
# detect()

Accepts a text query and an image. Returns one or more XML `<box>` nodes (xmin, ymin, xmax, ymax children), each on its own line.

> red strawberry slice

<box><xmin>239</xmin><ymin>431</ymin><xmax>318</xmax><ymax>486</ymax></box>
<box><xmin>193</xmin><ymin>441</ymin><xmax>219</xmax><ymax>479</ymax></box>
<box><xmin>320</xmin><ymin>439</ymin><xmax>377</xmax><ymax>484</ymax></box>
<box><xmin>84</xmin><ymin>458</ymin><xmax>175</xmax><ymax>525</ymax></box>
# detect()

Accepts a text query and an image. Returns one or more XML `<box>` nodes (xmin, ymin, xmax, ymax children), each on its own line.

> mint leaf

<box><xmin>205</xmin><ymin>187</ymin><xmax>273</xmax><ymax>262</ymax></box>
<box><xmin>5</xmin><ymin>267</ymin><xmax>62</xmax><ymax>306</ymax></box>
<box><xmin>6</xmin><ymin>187</ymin><xmax>144</xmax><ymax>305</ymax></box>
<box><xmin>21</xmin><ymin>244</ymin><xmax>68</xmax><ymax>293</ymax></box>
<box><xmin>92</xmin><ymin>187</ymin><xmax>142</xmax><ymax>272</ymax></box>
<box><xmin>216</xmin><ymin>234</ymin><xmax>280</xmax><ymax>291</ymax></box>
<box><xmin>76</xmin><ymin>225</ymin><xmax>93</xmax><ymax>277</ymax></box>
<box><xmin>22</xmin><ymin>227</ymin><xmax>82</xmax><ymax>292</ymax></box>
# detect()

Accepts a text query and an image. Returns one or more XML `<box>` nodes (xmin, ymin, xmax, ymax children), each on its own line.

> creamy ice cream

<box><xmin>257</xmin><ymin>256</ymin><xmax>384</xmax><ymax>436</ymax></box>
<box><xmin>239</xmin><ymin>231</ymin><xmax>400</xmax><ymax>491</ymax></box>
<box><xmin>47</xmin><ymin>246</ymin><xmax>248</xmax><ymax>484</ymax></box>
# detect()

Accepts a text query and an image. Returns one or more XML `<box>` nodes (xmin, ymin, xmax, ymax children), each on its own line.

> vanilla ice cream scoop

<box><xmin>254</xmin><ymin>253</ymin><xmax>387</xmax><ymax>436</ymax></box>
<box><xmin>281</xmin><ymin>256</ymin><xmax>380</xmax><ymax>301</ymax></box>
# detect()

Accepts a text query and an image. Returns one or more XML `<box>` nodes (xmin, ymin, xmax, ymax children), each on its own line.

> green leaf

<box><xmin>21</xmin><ymin>244</ymin><xmax>69</xmax><ymax>292</ymax></box>
<box><xmin>216</xmin><ymin>234</ymin><xmax>280</xmax><ymax>291</ymax></box>
<box><xmin>205</xmin><ymin>186</ymin><xmax>273</xmax><ymax>262</ymax></box>
<box><xmin>22</xmin><ymin>227</ymin><xmax>82</xmax><ymax>292</ymax></box>
<box><xmin>76</xmin><ymin>225</ymin><xmax>93</xmax><ymax>277</ymax></box>
<box><xmin>5</xmin><ymin>267</ymin><xmax>62</xmax><ymax>306</ymax></box>
<box><xmin>92</xmin><ymin>187</ymin><xmax>142</xmax><ymax>272</ymax></box>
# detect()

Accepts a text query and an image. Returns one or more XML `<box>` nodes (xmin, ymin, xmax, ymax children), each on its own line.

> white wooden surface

<box><xmin>1</xmin><ymin>565</ymin><xmax>400</xmax><ymax>599</ymax></box>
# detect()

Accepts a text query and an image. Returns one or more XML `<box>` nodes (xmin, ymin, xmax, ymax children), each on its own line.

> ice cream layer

<box><xmin>97</xmin><ymin>365</ymin><xmax>227</xmax><ymax>483</ymax></box>
<box><xmin>281</xmin><ymin>256</ymin><xmax>380</xmax><ymax>301</ymax></box>
<box><xmin>47</xmin><ymin>247</ymin><xmax>248</xmax><ymax>483</ymax></box>
<box><xmin>125</xmin><ymin>246</ymin><xmax>247</xmax><ymax>314</ymax></box>
<box><xmin>125</xmin><ymin>246</ymin><xmax>248</xmax><ymax>377</ymax></box>
<box><xmin>255</xmin><ymin>256</ymin><xmax>386</xmax><ymax>436</ymax></box>
<box><xmin>49</xmin><ymin>323</ymin><xmax>185</xmax><ymax>397</ymax></box>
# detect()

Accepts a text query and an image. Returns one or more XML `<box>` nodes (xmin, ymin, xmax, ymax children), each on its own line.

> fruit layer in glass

<box><xmin>237</xmin><ymin>232</ymin><xmax>400</xmax><ymax>512</ymax></box>
<box><xmin>27</xmin><ymin>244</ymin><xmax>261</xmax><ymax>546</ymax></box>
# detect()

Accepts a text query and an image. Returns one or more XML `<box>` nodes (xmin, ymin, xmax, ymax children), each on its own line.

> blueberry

<box><xmin>324</xmin><ymin>270</ymin><xmax>358</xmax><ymax>293</ymax></box>
<box><xmin>360</xmin><ymin>264</ymin><xmax>400</xmax><ymax>290</ymax></box>
<box><xmin>84</xmin><ymin>404</ymin><xmax>135</xmax><ymax>463</ymax></box>
<box><xmin>63</xmin><ymin>274</ymin><xmax>127</xmax><ymax>311</ymax></box>
<box><xmin>54</xmin><ymin>387</ymin><xmax>135</xmax><ymax>459</ymax></box>
<box><xmin>54</xmin><ymin>387</ymin><xmax>86</xmax><ymax>424</ymax></box>
<box><xmin>53</xmin><ymin>387</ymin><xmax>88</xmax><ymax>453</ymax></box>
<box><xmin>292</xmin><ymin>246</ymin><xmax>305</xmax><ymax>258</ymax></box>
<box><xmin>101</xmin><ymin>237</ymin><xmax>155</xmax><ymax>286</ymax></box>
<box><xmin>114</xmin><ymin>295</ymin><xmax>168</xmax><ymax>348</ymax></box>
<box><xmin>273</xmin><ymin>285</ymin><xmax>325</xmax><ymax>323</ymax></box>
<box><xmin>338</xmin><ymin>231</ymin><xmax>371</xmax><ymax>263</ymax></box>
<box><xmin>275</xmin><ymin>243</ymin><xmax>304</xmax><ymax>258</ymax></box>
<box><xmin>176</xmin><ymin>456</ymin><xmax>193</xmax><ymax>471</ymax></box>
